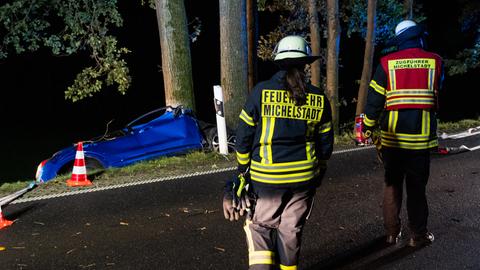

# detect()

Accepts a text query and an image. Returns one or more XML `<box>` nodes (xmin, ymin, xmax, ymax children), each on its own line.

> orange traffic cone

<box><xmin>0</xmin><ymin>207</ymin><xmax>13</xmax><ymax>230</ymax></box>
<box><xmin>66</xmin><ymin>142</ymin><xmax>93</xmax><ymax>187</ymax></box>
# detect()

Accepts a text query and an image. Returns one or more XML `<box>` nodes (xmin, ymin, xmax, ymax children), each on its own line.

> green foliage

<box><xmin>0</xmin><ymin>0</ymin><xmax>51</xmax><ymax>57</ymax></box>
<box><xmin>341</xmin><ymin>0</ymin><xmax>411</xmax><ymax>44</ymax></box>
<box><xmin>257</xmin><ymin>0</ymin><xmax>310</xmax><ymax>61</ymax></box>
<box><xmin>0</xmin><ymin>181</ymin><xmax>33</xmax><ymax>195</ymax></box>
<box><xmin>445</xmin><ymin>1</ymin><xmax>480</xmax><ymax>75</ymax></box>
<box><xmin>65</xmin><ymin>36</ymin><xmax>131</xmax><ymax>101</ymax></box>
<box><xmin>438</xmin><ymin>118</ymin><xmax>480</xmax><ymax>132</ymax></box>
<box><xmin>0</xmin><ymin>0</ymin><xmax>130</xmax><ymax>102</ymax></box>
<box><xmin>257</xmin><ymin>0</ymin><xmax>417</xmax><ymax>60</ymax></box>
<box><xmin>445</xmin><ymin>41</ymin><xmax>480</xmax><ymax>76</ymax></box>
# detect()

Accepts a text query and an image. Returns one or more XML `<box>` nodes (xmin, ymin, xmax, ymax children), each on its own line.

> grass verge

<box><xmin>1</xmin><ymin>118</ymin><xmax>479</xmax><ymax>198</ymax></box>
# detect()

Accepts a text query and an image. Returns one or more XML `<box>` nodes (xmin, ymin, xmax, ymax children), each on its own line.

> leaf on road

<box><xmin>214</xmin><ymin>246</ymin><xmax>226</xmax><ymax>252</ymax></box>
<box><xmin>0</xmin><ymin>246</ymin><xmax>6</xmax><ymax>251</ymax></box>
<box><xmin>79</xmin><ymin>263</ymin><xmax>96</xmax><ymax>269</ymax></box>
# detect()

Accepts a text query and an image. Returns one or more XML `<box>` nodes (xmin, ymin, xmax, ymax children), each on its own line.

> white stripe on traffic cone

<box><xmin>66</xmin><ymin>142</ymin><xmax>92</xmax><ymax>187</ymax></box>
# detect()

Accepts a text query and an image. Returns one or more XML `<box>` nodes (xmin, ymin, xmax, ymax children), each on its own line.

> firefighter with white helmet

<box><xmin>363</xmin><ymin>19</ymin><xmax>444</xmax><ymax>247</ymax></box>
<box><xmin>223</xmin><ymin>35</ymin><xmax>334</xmax><ymax>269</ymax></box>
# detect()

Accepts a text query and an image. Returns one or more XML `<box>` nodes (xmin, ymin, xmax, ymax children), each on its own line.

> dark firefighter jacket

<box><xmin>364</xmin><ymin>47</ymin><xmax>444</xmax><ymax>151</ymax></box>
<box><xmin>235</xmin><ymin>71</ymin><xmax>334</xmax><ymax>189</ymax></box>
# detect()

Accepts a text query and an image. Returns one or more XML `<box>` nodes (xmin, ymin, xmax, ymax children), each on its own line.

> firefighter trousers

<box><xmin>243</xmin><ymin>186</ymin><xmax>315</xmax><ymax>270</ymax></box>
<box><xmin>382</xmin><ymin>147</ymin><xmax>430</xmax><ymax>237</ymax></box>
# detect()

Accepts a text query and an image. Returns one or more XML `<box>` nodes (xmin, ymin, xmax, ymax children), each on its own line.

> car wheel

<box><xmin>85</xmin><ymin>158</ymin><xmax>104</xmax><ymax>173</ymax></box>
<box><xmin>58</xmin><ymin>158</ymin><xmax>104</xmax><ymax>176</ymax></box>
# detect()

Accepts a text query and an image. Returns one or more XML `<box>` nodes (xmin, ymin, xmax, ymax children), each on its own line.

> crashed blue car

<box><xmin>35</xmin><ymin>106</ymin><xmax>223</xmax><ymax>182</ymax></box>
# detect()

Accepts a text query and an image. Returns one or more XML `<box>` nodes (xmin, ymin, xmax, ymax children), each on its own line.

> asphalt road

<box><xmin>1</xmin><ymin>136</ymin><xmax>479</xmax><ymax>270</ymax></box>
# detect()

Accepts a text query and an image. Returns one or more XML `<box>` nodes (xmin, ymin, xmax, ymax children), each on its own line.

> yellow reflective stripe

<box><xmin>244</xmin><ymin>219</ymin><xmax>255</xmax><ymax>252</ymax></box>
<box><xmin>251</xmin><ymin>170</ymin><xmax>315</xmax><ymax>184</ymax></box>
<box><xmin>389</xmin><ymin>69</ymin><xmax>396</xmax><ymax>90</ymax></box>
<box><xmin>386</xmin><ymin>89</ymin><xmax>435</xmax><ymax>98</ymax></box>
<box><xmin>370</xmin><ymin>80</ymin><xmax>386</xmax><ymax>95</ymax></box>
<box><xmin>236</xmin><ymin>151</ymin><xmax>250</xmax><ymax>165</ymax></box>
<box><xmin>240</xmin><ymin>110</ymin><xmax>255</xmax><ymax>126</ymax></box>
<box><xmin>252</xmin><ymin>159</ymin><xmax>316</xmax><ymax>167</ymax></box>
<box><xmin>381</xmin><ymin>138</ymin><xmax>438</xmax><ymax>149</ymax></box>
<box><xmin>267</xmin><ymin>118</ymin><xmax>275</xmax><ymax>163</ymax></box>
<box><xmin>251</xmin><ymin>160</ymin><xmax>316</xmax><ymax>173</ymax></box>
<box><xmin>259</xmin><ymin>117</ymin><xmax>268</xmax><ymax>164</ymax></box>
<box><xmin>280</xmin><ymin>264</ymin><xmax>298</xmax><ymax>270</ymax></box>
<box><xmin>306</xmin><ymin>120</ymin><xmax>316</xmax><ymax>160</ymax></box>
<box><xmin>251</xmin><ymin>250</ymin><xmax>275</xmax><ymax>256</ymax></box>
<box><xmin>428</xmin><ymin>69</ymin><xmax>434</xmax><ymax>90</ymax></box>
<box><xmin>306</xmin><ymin>142</ymin><xmax>315</xmax><ymax>161</ymax></box>
<box><xmin>386</xmin><ymin>98</ymin><xmax>435</xmax><ymax>107</ymax></box>
<box><xmin>318</xmin><ymin>121</ymin><xmax>332</xmax><ymax>133</ymax></box>
<box><xmin>249</xmin><ymin>250</ymin><xmax>275</xmax><ymax>266</ymax></box>
<box><xmin>381</xmin><ymin>131</ymin><xmax>431</xmax><ymax>141</ymax></box>
<box><xmin>386</xmin><ymin>89</ymin><xmax>435</xmax><ymax>107</ymax></box>
<box><xmin>422</xmin><ymin>110</ymin><xmax>430</xmax><ymax>135</ymax></box>
<box><xmin>388</xmin><ymin>111</ymin><xmax>398</xmax><ymax>133</ymax></box>
<box><xmin>364</xmin><ymin>114</ymin><xmax>376</xmax><ymax>127</ymax></box>
<box><xmin>250</xmin><ymin>258</ymin><xmax>275</xmax><ymax>265</ymax></box>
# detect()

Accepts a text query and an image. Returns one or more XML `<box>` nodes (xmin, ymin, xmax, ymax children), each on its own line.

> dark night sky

<box><xmin>0</xmin><ymin>0</ymin><xmax>478</xmax><ymax>181</ymax></box>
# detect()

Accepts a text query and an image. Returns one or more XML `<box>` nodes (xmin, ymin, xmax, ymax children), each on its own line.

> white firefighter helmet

<box><xmin>273</xmin><ymin>35</ymin><xmax>319</xmax><ymax>67</ymax></box>
<box><xmin>395</xmin><ymin>20</ymin><xmax>417</xmax><ymax>36</ymax></box>
<box><xmin>273</xmin><ymin>35</ymin><xmax>312</xmax><ymax>60</ymax></box>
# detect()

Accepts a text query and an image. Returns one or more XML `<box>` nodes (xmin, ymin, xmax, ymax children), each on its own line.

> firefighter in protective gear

<box><xmin>363</xmin><ymin>20</ymin><xmax>443</xmax><ymax>247</ymax></box>
<box><xmin>223</xmin><ymin>35</ymin><xmax>334</xmax><ymax>269</ymax></box>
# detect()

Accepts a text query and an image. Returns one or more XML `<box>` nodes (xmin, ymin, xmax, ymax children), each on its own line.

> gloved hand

<box><xmin>232</xmin><ymin>173</ymin><xmax>252</xmax><ymax>216</ymax></box>
<box><xmin>362</xmin><ymin>124</ymin><xmax>374</xmax><ymax>145</ymax></box>
<box><xmin>223</xmin><ymin>192</ymin><xmax>240</xmax><ymax>221</ymax></box>
<box><xmin>222</xmin><ymin>172</ymin><xmax>254</xmax><ymax>221</ymax></box>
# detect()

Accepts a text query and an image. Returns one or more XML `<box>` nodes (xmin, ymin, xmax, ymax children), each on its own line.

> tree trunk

<box><xmin>247</xmin><ymin>0</ymin><xmax>258</xmax><ymax>92</ymax></box>
<box><xmin>155</xmin><ymin>0</ymin><xmax>195</xmax><ymax>110</ymax></box>
<box><xmin>404</xmin><ymin>0</ymin><xmax>413</xmax><ymax>19</ymax></box>
<box><xmin>308</xmin><ymin>0</ymin><xmax>321</xmax><ymax>88</ymax></box>
<box><xmin>355</xmin><ymin>0</ymin><xmax>377</xmax><ymax>116</ymax></box>
<box><xmin>219</xmin><ymin>0</ymin><xmax>249</xmax><ymax>130</ymax></box>
<box><xmin>326</xmin><ymin>0</ymin><xmax>340</xmax><ymax>134</ymax></box>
